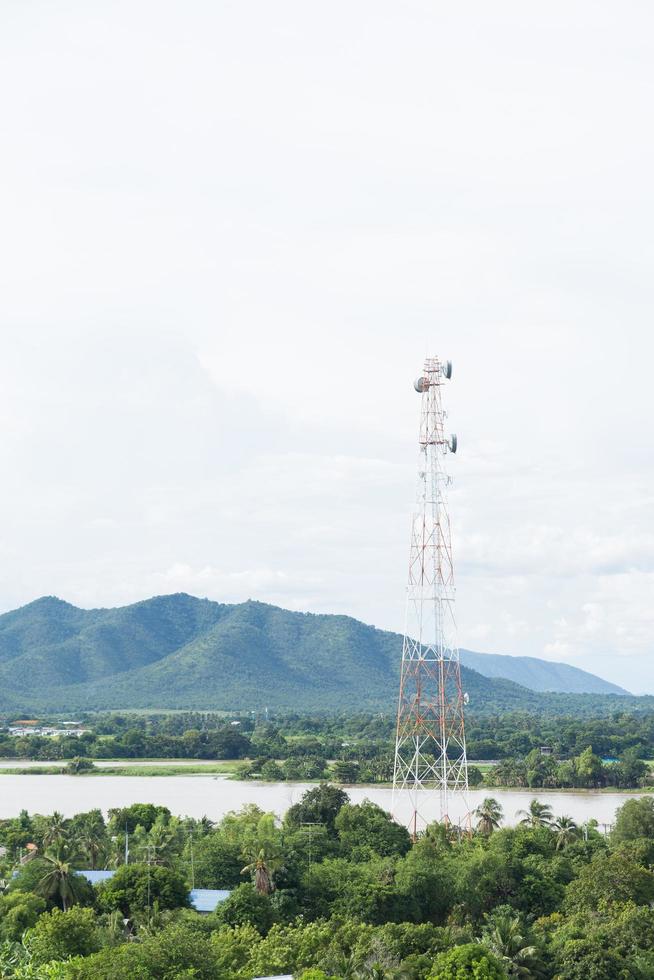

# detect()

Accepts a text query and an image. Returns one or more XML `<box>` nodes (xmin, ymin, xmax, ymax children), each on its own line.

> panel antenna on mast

<box><xmin>392</xmin><ymin>356</ymin><xmax>470</xmax><ymax>838</ymax></box>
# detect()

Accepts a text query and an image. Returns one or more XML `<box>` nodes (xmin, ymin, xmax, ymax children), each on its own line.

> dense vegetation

<box><xmin>2</xmin><ymin>787</ymin><xmax>654</xmax><ymax>977</ymax></box>
<box><xmin>2</xmin><ymin>711</ymin><xmax>654</xmax><ymax>789</ymax></box>
<box><xmin>0</xmin><ymin>595</ymin><xmax>637</xmax><ymax>713</ymax></box>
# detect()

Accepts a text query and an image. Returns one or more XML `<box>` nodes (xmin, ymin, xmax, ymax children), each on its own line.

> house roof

<box><xmin>75</xmin><ymin>872</ymin><xmax>231</xmax><ymax>913</ymax></box>
<box><xmin>77</xmin><ymin>870</ymin><xmax>115</xmax><ymax>884</ymax></box>
<box><xmin>189</xmin><ymin>888</ymin><xmax>231</xmax><ymax>912</ymax></box>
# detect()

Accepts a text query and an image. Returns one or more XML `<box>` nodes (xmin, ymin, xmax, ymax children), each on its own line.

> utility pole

<box><xmin>392</xmin><ymin>356</ymin><xmax>470</xmax><ymax>837</ymax></box>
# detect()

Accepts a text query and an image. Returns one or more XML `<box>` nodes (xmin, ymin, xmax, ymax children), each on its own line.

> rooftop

<box><xmin>76</xmin><ymin>871</ymin><xmax>231</xmax><ymax>912</ymax></box>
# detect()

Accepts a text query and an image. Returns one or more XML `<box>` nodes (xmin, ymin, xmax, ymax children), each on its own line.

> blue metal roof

<box><xmin>189</xmin><ymin>888</ymin><xmax>231</xmax><ymax>912</ymax></box>
<box><xmin>76</xmin><ymin>873</ymin><xmax>231</xmax><ymax>913</ymax></box>
<box><xmin>77</xmin><ymin>870</ymin><xmax>115</xmax><ymax>884</ymax></box>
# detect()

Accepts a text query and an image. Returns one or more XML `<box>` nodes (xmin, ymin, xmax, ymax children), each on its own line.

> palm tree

<box><xmin>144</xmin><ymin>821</ymin><xmax>179</xmax><ymax>867</ymax></box>
<box><xmin>42</xmin><ymin>811</ymin><xmax>68</xmax><ymax>849</ymax></box>
<box><xmin>241</xmin><ymin>848</ymin><xmax>276</xmax><ymax>895</ymax></box>
<box><xmin>480</xmin><ymin>908</ymin><xmax>539</xmax><ymax>977</ymax></box>
<box><xmin>74</xmin><ymin>811</ymin><xmax>107</xmax><ymax>869</ymax></box>
<box><xmin>515</xmin><ymin>799</ymin><xmax>553</xmax><ymax>828</ymax></box>
<box><xmin>553</xmin><ymin>815</ymin><xmax>578</xmax><ymax>850</ymax></box>
<box><xmin>37</xmin><ymin>843</ymin><xmax>84</xmax><ymax>912</ymax></box>
<box><xmin>474</xmin><ymin>798</ymin><xmax>503</xmax><ymax>835</ymax></box>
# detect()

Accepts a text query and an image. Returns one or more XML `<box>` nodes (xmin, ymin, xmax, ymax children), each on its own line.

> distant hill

<box><xmin>0</xmin><ymin>594</ymin><xmax>643</xmax><ymax>715</ymax></box>
<box><xmin>458</xmin><ymin>649</ymin><xmax>628</xmax><ymax>695</ymax></box>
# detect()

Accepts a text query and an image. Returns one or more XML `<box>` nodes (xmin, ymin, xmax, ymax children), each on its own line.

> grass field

<box><xmin>0</xmin><ymin>760</ymin><xmax>241</xmax><ymax>777</ymax></box>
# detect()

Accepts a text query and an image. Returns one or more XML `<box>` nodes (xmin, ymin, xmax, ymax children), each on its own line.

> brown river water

<box><xmin>0</xmin><ymin>771</ymin><xmax>646</xmax><ymax>828</ymax></box>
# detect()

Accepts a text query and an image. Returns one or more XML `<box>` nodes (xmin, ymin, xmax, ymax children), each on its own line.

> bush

<box><xmin>63</xmin><ymin>921</ymin><xmax>224</xmax><ymax>979</ymax></box>
<box><xmin>28</xmin><ymin>906</ymin><xmax>101</xmax><ymax>965</ymax></box>
<box><xmin>428</xmin><ymin>943</ymin><xmax>508</xmax><ymax>979</ymax></box>
<box><xmin>215</xmin><ymin>883</ymin><xmax>274</xmax><ymax>934</ymax></box>
<box><xmin>260</xmin><ymin>761</ymin><xmax>284</xmax><ymax>780</ymax></box>
<box><xmin>0</xmin><ymin>891</ymin><xmax>46</xmax><ymax>942</ymax></box>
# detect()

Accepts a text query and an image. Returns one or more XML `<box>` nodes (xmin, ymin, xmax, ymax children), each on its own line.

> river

<box><xmin>0</xmin><ymin>773</ymin><xmax>647</xmax><ymax>828</ymax></box>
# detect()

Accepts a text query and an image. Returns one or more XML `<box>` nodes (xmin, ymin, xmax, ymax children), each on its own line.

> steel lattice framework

<box><xmin>392</xmin><ymin>356</ymin><xmax>470</xmax><ymax>837</ymax></box>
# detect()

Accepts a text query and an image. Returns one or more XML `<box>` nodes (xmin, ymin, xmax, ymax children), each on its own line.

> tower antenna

<box><xmin>392</xmin><ymin>356</ymin><xmax>470</xmax><ymax>837</ymax></box>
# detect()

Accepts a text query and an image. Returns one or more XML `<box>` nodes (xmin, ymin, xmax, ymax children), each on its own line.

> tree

<box><xmin>28</xmin><ymin>906</ymin><xmax>100</xmax><ymax>965</ymax></box>
<box><xmin>96</xmin><ymin>863</ymin><xmax>189</xmax><ymax>918</ymax></box>
<box><xmin>553</xmin><ymin>816</ymin><xmax>578</xmax><ymax>851</ymax></box>
<box><xmin>613</xmin><ymin>797</ymin><xmax>654</xmax><ymax>842</ymax></box>
<box><xmin>216</xmin><ymin>882</ymin><xmax>274</xmax><ymax>934</ymax></box>
<box><xmin>574</xmin><ymin>747</ymin><xmax>604</xmax><ymax>789</ymax></box>
<box><xmin>0</xmin><ymin>892</ymin><xmax>46</xmax><ymax>942</ymax></box>
<box><xmin>133</xmin><ymin>815</ymin><xmax>183</xmax><ymax>867</ymax></box>
<box><xmin>72</xmin><ymin>810</ymin><xmax>107</xmax><ymax>870</ymax></box>
<box><xmin>480</xmin><ymin>906</ymin><xmax>539</xmax><ymax>977</ymax></box>
<box><xmin>190</xmin><ymin>833</ymin><xmax>244</xmax><ymax>888</ymax></box>
<box><xmin>428</xmin><ymin>943</ymin><xmax>508</xmax><ymax>979</ymax></box>
<box><xmin>333</xmin><ymin>760</ymin><xmax>359</xmax><ymax>783</ymax></box>
<box><xmin>515</xmin><ymin>800</ymin><xmax>553</xmax><ymax>829</ymax></box>
<box><xmin>335</xmin><ymin>801</ymin><xmax>411</xmax><ymax>859</ymax></box>
<box><xmin>259</xmin><ymin>760</ymin><xmax>283</xmax><ymax>780</ymax></box>
<box><xmin>37</xmin><ymin>843</ymin><xmax>87</xmax><ymax>912</ymax></box>
<box><xmin>241</xmin><ymin>848</ymin><xmax>277</xmax><ymax>895</ymax></box>
<box><xmin>107</xmin><ymin>804</ymin><xmax>171</xmax><ymax>835</ymax></box>
<box><xmin>66</xmin><ymin>757</ymin><xmax>96</xmax><ymax>775</ymax></box>
<box><xmin>62</xmin><ymin>921</ymin><xmax>227</xmax><ymax>979</ymax></box>
<box><xmin>474</xmin><ymin>799</ymin><xmax>503</xmax><ymax>836</ymax></box>
<box><xmin>42</xmin><ymin>812</ymin><xmax>69</xmax><ymax>849</ymax></box>
<box><xmin>468</xmin><ymin>766</ymin><xmax>484</xmax><ymax>788</ymax></box>
<box><xmin>285</xmin><ymin>785</ymin><xmax>350</xmax><ymax>833</ymax></box>
<box><xmin>610</xmin><ymin>749</ymin><xmax>649</xmax><ymax>790</ymax></box>
<box><xmin>564</xmin><ymin>850</ymin><xmax>654</xmax><ymax>911</ymax></box>
<box><xmin>554</xmin><ymin>939</ymin><xmax>636</xmax><ymax>980</ymax></box>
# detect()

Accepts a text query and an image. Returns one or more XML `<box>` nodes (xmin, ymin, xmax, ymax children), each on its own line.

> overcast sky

<box><xmin>0</xmin><ymin>2</ymin><xmax>652</xmax><ymax>691</ymax></box>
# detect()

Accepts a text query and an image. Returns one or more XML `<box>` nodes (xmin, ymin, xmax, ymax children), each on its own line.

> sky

<box><xmin>0</xmin><ymin>2</ymin><xmax>652</xmax><ymax>691</ymax></box>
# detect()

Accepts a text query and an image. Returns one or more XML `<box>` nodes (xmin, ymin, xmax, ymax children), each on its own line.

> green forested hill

<box><xmin>0</xmin><ymin>594</ymin><xmax>644</xmax><ymax>714</ymax></box>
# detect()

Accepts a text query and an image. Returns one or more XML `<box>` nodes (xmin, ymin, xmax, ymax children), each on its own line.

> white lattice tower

<box><xmin>392</xmin><ymin>356</ymin><xmax>469</xmax><ymax>837</ymax></box>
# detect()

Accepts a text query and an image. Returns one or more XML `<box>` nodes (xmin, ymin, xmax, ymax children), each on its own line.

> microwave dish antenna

<box><xmin>393</xmin><ymin>355</ymin><xmax>470</xmax><ymax>838</ymax></box>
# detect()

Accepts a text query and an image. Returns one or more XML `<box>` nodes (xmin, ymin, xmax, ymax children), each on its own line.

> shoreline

<box><xmin>0</xmin><ymin>765</ymin><xmax>651</xmax><ymax>794</ymax></box>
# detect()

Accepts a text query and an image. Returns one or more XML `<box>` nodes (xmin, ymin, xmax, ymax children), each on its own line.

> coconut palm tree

<box><xmin>515</xmin><ymin>799</ymin><xmax>553</xmax><ymax>828</ymax></box>
<box><xmin>74</xmin><ymin>811</ymin><xmax>108</xmax><ymax>870</ymax></box>
<box><xmin>553</xmin><ymin>815</ymin><xmax>579</xmax><ymax>850</ymax></box>
<box><xmin>42</xmin><ymin>811</ymin><xmax>68</xmax><ymax>849</ymax></box>
<box><xmin>474</xmin><ymin>798</ymin><xmax>504</xmax><ymax>835</ymax></box>
<box><xmin>37</xmin><ymin>843</ymin><xmax>84</xmax><ymax>912</ymax></box>
<box><xmin>480</xmin><ymin>907</ymin><xmax>539</xmax><ymax>977</ymax></box>
<box><xmin>241</xmin><ymin>848</ymin><xmax>276</xmax><ymax>895</ymax></box>
<box><xmin>144</xmin><ymin>820</ymin><xmax>179</xmax><ymax>867</ymax></box>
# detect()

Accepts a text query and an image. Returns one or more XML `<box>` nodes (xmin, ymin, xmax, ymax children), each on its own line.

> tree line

<box><xmin>2</xmin><ymin>787</ymin><xmax>654</xmax><ymax>977</ymax></box>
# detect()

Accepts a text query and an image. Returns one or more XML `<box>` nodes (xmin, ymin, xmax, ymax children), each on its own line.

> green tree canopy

<box><xmin>96</xmin><ymin>863</ymin><xmax>189</xmax><ymax>918</ymax></box>
<box><xmin>613</xmin><ymin>797</ymin><xmax>654</xmax><ymax>843</ymax></box>
<box><xmin>285</xmin><ymin>785</ymin><xmax>350</xmax><ymax>833</ymax></box>
<box><xmin>335</xmin><ymin>801</ymin><xmax>411</xmax><ymax>859</ymax></box>
<box><xmin>428</xmin><ymin>943</ymin><xmax>508</xmax><ymax>979</ymax></box>
<box><xmin>28</xmin><ymin>906</ymin><xmax>101</xmax><ymax>966</ymax></box>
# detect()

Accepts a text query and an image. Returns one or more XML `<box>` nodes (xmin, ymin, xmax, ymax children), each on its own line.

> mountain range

<box><xmin>0</xmin><ymin>594</ymin><xmax>637</xmax><ymax>715</ymax></box>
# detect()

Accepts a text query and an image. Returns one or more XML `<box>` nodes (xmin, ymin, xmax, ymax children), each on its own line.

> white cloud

<box><xmin>0</xmin><ymin>1</ymin><xmax>652</xmax><ymax>691</ymax></box>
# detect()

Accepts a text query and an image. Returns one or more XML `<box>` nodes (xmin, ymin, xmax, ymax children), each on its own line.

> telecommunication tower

<box><xmin>392</xmin><ymin>356</ymin><xmax>469</xmax><ymax>837</ymax></box>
